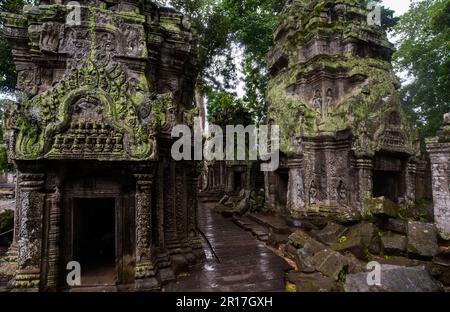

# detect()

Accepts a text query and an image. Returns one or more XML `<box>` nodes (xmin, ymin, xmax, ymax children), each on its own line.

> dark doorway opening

<box><xmin>234</xmin><ymin>172</ymin><xmax>243</xmax><ymax>191</ymax></box>
<box><xmin>74</xmin><ymin>198</ymin><xmax>116</xmax><ymax>285</ymax></box>
<box><xmin>373</xmin><ymin>171</ymin><xmax>401</xmax><ymax>203</ymax></box>
<box><xmin>255</xmin><ymin>169</ymin><xmax>265</xmax><ymax>191</ymax></box>
<box><xmin>277</xmin><ymin>172</ymin><xmax>289</xmax><ymax>206</ymax></box>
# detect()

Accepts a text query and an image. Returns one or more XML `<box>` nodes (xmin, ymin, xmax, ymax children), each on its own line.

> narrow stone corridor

<box><xmin>165</xmin><ymin>202</ymin><xmax>293</xmax><ymax>292</ymax></box>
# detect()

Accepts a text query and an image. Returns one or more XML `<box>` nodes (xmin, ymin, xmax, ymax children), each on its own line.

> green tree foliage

<box><xmin>219</xmin><ymin>0</ymin><xmax>286</xmax><ymax>122</ymax></box>
<box><xmin>0</xmin><ymin>1</ymin><xmax>32</xmax><ymax>171</ymax></box>
<box><xmin>1</xmin><ymin>1</ymin><xmax>35</xmax><ymax>93</ymax></box>
<box><xmin>357</xmin><ymin>0</ymin><xmax>399</xmax><ymax>32</ymax></box>
<box><xmin>393</xmin><ymin>0</ymin><xmax>450</xmax><ymax>137</ymax></box>
<box><xmin>207</xmin><ymin>89</ymin><xmax>253</xmax><ymax>127</ymax></box>
<box><xmin>179</xmin><ymin>0</ymin><xmax>397</xmax><ymax>127</ymax></box>
<box><xmin>0</xmin><ymin>1</ymin><xmax>27</xmax><ymax>93</ymax></box>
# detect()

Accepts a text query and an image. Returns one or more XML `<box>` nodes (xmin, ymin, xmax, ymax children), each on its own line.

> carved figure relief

<box><xmin>40</xmin><ymin>22</ymin><xmax>62</xmax><ymax>53</ymax></box>
<box><xmin>337</xmin><ymin>180</ymin><xmax>348</xmax><ymax>205</ymax></box>
<box><xmin>17</xmin><ymin>70</ymin><xmax>37</xmax><ymax>95</ymax></box>
<box><xmin>72</xmin><ymin>97</ymin><xmax>103</xmax><ymax>121</ymax></box>
<box><xmin>325</xmin><ymin>88</ymin><xmax>333</xmax><ymax>116</ymax></box>
<box><xmin>381</xmin><ymin>111</ymin><xmax>407</xmax><ymax>151</ymax></box>
<box><xmin>311</xmin><ymin>89</ymin><xmax>322</xmax><ymax>111</ymax></box>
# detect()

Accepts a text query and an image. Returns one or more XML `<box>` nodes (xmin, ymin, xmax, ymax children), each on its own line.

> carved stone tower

<box><xmin>265</xmin><ymin>0</ymin><xmax>424</xmax><ymax>220</ymax></box>
<box><xmin>1</xmin><ymin>0</ymin><xmax>203</xmax><ymax>291</ymax></box>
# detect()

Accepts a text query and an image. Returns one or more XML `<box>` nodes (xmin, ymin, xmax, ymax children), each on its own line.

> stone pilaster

<box><xmin>353</xmin><ymin>159</ymin><xmax>373</xmax><ymax>218</ymax></box>
<box><xmin>287</xmin><ymin>158</ymin><xmax>306</xmax><ymax>216</ymax></box>
<box><xmin>405</xmin><ymin>161</ymin><xmax>417</xmax><ymax>204</ymax></box>
<box><xmin>427</xmin><ymin>148</ymin><xmax>450</xmax><ymax>240</ymax></box>
<box><xmin>45</xmin><ymin>186</ymin><xmax>61</xmax><ymax>289</ymax></box>
<box><xmin>15</xmin><ymin>173</ymin><xmax>45</xmax><ymax>290</ymax></box>
<box><xmin>134</xmin><ymin>173</ymin><xmax>160</xmax><ymax>291</ymax></box>
<box><xmin>426</xmin><ymin>114</ymin><xmax>450</xmax><ymax>240</ymax></box>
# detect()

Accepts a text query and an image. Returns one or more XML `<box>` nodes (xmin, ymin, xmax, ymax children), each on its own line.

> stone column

<box><xmin>354</xmin><ymin>158</ymin><xmax>373</xmax><ymax>218</ymax></box>
<box><xmin>264</xmin><ymin>172</ymin><xmax>277</xmax><ymax>211</ymax></box>
<box><xmin>427</xmin><ymin>148</ymin><xmax>450</xmax><ymax>240</ymax></box>
<box><xmin>134</xmin><ymin>173</ymin><xmax>160</xmax><ymax>291</ymax></box>
<box><xmin>405</xmin><ymin>161</ymin><xmax>417</xmax><ymax>204</ymax></box>
<box><xmin>15</xmin><ymin>173</ymin><xmax>45</xmax><ymax>290</ymax></box>
<box><xmin>287</xmin><ymin>158</ymin><xmax>306</xmax><ymax>216</ymax></box>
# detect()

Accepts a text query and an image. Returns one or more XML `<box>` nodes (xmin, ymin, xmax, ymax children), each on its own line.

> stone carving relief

<box><xmin>123</xmin><ymin>24</ymin><xmax>146</xmax><ymax>57</ymax></box>
<box><xmin>60</xmin><ymin>28</ymin><xmax>90</xmax><ymax>69</ymax></box>
<box><xmin>337</xmin><ymin>180</ymin><xmax>348</xmax><ymax>206</ymax></box>
<box><xmin>135</xmin><ymin>176</ymin><xmax>152</xmax><ymax>262</ymax></box>
<box><xmin>380</xmin><ymin>111</ymin><xmax>407</xmax><ymax>152</ymax></box>
<box><xmin>17</xmin><ymin>189</ymin><xmax>45</xmax><ymax>270</ymax></box>
<box><xmin>17</xmin><ymin>70</ymin><xmax>37</xmax><ymax>95</ymax></box>
<box><xmin>40</xmin><ymin>22</ymin><xmax>62</xmax><ymax>53</ymax></box>
<box><xmin>8</xmin><ymin>56</ymin><xmax>159</xmax><ymax>160</ymax></box>
<box><xmin>309</xmin><ymin>180</ymin><xmax>317</xmax><ymax>205</ymax></box>
<box><xmin>325</xmin><ymin>88</ymin><xmax>333</xmax><ymax>115</ymax></box>
<box><xmin>311</xmin><ymin>89</ymin><xmax>322</xmax><ymax>111</ymax></box>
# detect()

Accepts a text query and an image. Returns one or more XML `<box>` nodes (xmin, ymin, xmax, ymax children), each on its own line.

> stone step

<box><xmin>232</xmin><ymin>216</ymin><xmax>269</xmax><ymax>242</ymax></box>
<box><xmin>68</xmin><ymin>285</ymin><xmax>119</xmax><ymax>292</ymax></box>
<box><xmin>247</xmin><ymin>212</ymin><xmax>292</xmax><ymax>234</ymax></box>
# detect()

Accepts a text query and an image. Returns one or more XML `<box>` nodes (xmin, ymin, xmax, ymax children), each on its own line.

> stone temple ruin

<box><xmin>199</xmin><ymin>0</ymin><xmax>450</xmax><ymax>292</ymax></box>
<box><xmin>265</xmin><ymin>0</ymin><xmax>429</xmax><ymax>221</ymax></box>
<box><xmin>1</xmin><ymin>0</ymin><xmax>203</xmax><ymax>291</ymax></box>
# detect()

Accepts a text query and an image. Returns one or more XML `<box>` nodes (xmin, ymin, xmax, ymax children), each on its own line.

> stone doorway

<box><xmin>372</xmin><ymin>153</ymin><xmax>407</xmax><ymax>203</ymax></box>
<box><xmin>373</xmin><ymin>171</ymin><xmax>402</xmax><ymax>203</ymax></box>
<box><xmin>277</xmin><ymin>172</ymin><xmax>289</xmax><ymax>206</ymax></box>
<box><xmin>73</xmin><ymin>198</ymin><xmax>117</xmax><ymax>286</ymax></box>
<box><xmin>234</xmin><ymin>172</ymin><xmax>243</xmax><ymax>191</ymax></box>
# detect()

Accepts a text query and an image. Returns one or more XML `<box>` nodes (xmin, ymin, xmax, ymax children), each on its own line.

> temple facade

<box><xmin>265</xmin><ymin>0</ymin><xmax>429</xmax><ymax>221</ymax></box>
<box><xmin>1</xmin><ymin>0</ymin><xmax>203</xmax><ymax>291</ymax></box>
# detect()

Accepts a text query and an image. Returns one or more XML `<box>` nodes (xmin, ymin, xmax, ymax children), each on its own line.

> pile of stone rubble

<box><xmin>231</xmin><ymin>208</ymin><xmax>450</xmax><ymax>292</ymax></box>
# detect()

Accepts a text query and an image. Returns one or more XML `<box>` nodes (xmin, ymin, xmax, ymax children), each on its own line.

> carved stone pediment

<box><xmin>1</xmin><ymin>2</ymin><xmax>198</xmax><ymax>161</ymax></box>
<box><xmin>376</xmin><ymin>111</ymin><xmax>409</xmax><ymax>154</ymax></box>
<box><xmin>9</xmin><ymin>59</ymin><xmax>160</xmax><ymax>161</ymax></box>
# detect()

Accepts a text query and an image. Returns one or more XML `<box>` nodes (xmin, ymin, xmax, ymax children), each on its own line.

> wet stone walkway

<box><xmin>165</xmin><ymin>203</ymin><xmax>292</xmax><ymax>292</ymax></box>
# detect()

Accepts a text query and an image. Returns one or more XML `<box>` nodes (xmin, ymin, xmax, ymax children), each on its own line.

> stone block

<box><xmin>311</xmin><ymin>249</ymin><xmax>348</xmax><ymax>280</ymax></box>
<box><xmin>314</xmin><ymin>222</ymin><xmax>348</xmax><ymax>245</ymax></box>
<box><xmin>406</xmin><ymin>221</ymin><xmax>438</xmax><ymax>258</ymax></box>
<box><xmin>369</xmin><ymin>197</ymin><xmax>399</xmax><ymax>218</ymax></box>
<box><xmin>384</xmin><ymin>218</ymin><xmax>407</xmax><ymax>234</ymax></box>
<box><xmin>331</xmin><ymin>222</ymin><xmax>380</xmax><ymax>260</ymax></box>
<box><xmin>288</xmin><ymin>271</ymin><xmax>338</xmax><ymax>292</ymax></box>
<box><xmin>344</xmin><ymin>265</ymin><xmax>443</xmax><ymax>292</ymax></box>
<box><xmin>381</xmin><ymin>232</ymin><xmax>407</xmax><ymax>255</ymax></box>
